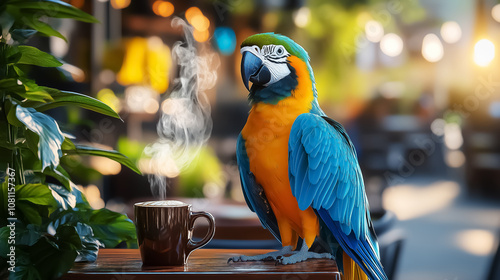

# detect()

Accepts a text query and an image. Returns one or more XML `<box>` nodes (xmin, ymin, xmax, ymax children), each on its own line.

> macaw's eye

<box><xmin>277</xmin><ymin>47</ymin><xmax>284</xmax><ymax>55</ymax></box>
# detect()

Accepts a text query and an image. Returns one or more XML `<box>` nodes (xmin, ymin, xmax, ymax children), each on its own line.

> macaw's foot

<box><xmin>275</xmin><ymin>241</ymin><xmax>333</xmax><ymax>265</ymax></box>
<box><xmin>228</xmin><ymin>245</ymin><xmax>294</xmax><ymax>263</ymax></box>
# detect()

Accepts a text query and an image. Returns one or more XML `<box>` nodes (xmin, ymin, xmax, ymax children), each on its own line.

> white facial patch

<box><xmin>241</xmin><ymin>44</ymin><xmax>291</xmax><ymax>86</ymax></box>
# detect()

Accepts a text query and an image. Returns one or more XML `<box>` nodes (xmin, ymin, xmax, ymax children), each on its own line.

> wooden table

<box><xmin>63</xmin><ymin>249</ymin><xmax>340</xmax><ymax>280</ymax></box>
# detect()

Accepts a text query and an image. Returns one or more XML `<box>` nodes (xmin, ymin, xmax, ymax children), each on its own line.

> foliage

<box><xmin>0</xmin><ymin>1</ymin><xmax>141</xmax><ymax>279</ymax></box>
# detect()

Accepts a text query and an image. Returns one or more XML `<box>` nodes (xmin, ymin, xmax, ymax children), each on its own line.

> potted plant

<box><xmin>0</xmin><ymin>1</ymin><xmax>141</xmax><ymax>279</ymax></box>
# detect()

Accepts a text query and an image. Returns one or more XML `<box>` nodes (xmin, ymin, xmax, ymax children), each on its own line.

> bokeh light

<box><xmin>445</xmin><ymin>150</ymin><xmax>466</xmax><ymax>168</ymax></box>
<box><xmin>293</xmin><ymin>7</ymin><xmax>311</xmax><ymax>28</ymax></box>
<box><xmin>365</xmin><ymin>20</ymin><xmax>384</xmax><ymax>43</ymax></box>
<box><xmin>455</xmin><ymin>230</ymin><xmax>496</xmax><ymax>256</ymax></box>
<box><xmin>110</xmin><ymin>0</ymin><xmax>130</xmax><ymax>9</ymax></box>
<box><xmin>81</xmin><ymin>184</ymin><xmax>105</xmax><ymax>209</ymax></box>
<box><xmin>444</xmin><ymin>123</ymin><xmax>463</xmax><ymax>150</ymax></box>
<box><xmin>213</xmin><ymin>27</ymin><xmax>236</xmax><ymax>55</ymax></box>
<box><xmin>440</xmin><ymin>21</ymin><xmax>462</xmax><ymax>44</ymax></box>
<box><xmin>474</xmin><ymin>39</ymin><xmax>495</xmax><ymax>67</ymax></box>
<box><xmin>61</xmin><ymin>63</ymin><xmax>85</xmax><ymax>82</ymax></box>
<box><xmin>380</xmin><ymin>33</ymin><xmax>403</xmax><ymax>57</ymax></box>
<box><xmin>193</xmin><ymin>29</ymin><xmax>209</xmax><ymax>42</ymax></box>
<box><xmin>90</xmin><ymin>157</ymin><xmax>122</xmax><ymax>175</ymax></box>
<box><xmin>492</xmin><ymin>4</ymin><xmax>500</xmax><ymax>23</ymax></box>
<box><xmin>421</xmin><ymin>33</ymin><xmax>444</xmax><ymax>62</ymax></box>
<box><xmin>153</xmin><ymin>1</ymin><xmax>174</xmax><ymax>18</ymax></box>
<box><xmin>185</xmin><ymin>7</ymin><xmax>202</xmax><ymax>23</ymax></box>
<box><xmin>191</xmin><ymin>14</ymin><xmax>210</xmax><ymax>31</ymax></box>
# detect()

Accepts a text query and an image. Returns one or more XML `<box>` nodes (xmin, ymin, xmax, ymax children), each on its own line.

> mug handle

<box><xmin>187</xmin><ymin>211</ymin><xmax>215</xmax><ymax>254</ymax></box>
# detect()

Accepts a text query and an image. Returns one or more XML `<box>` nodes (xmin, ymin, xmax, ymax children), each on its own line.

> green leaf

<box><xmin>0</xmin><ymin>78</ymin><xmax>25</xmax><ymax>94</ymax></box>
<box><xmin>14</xmin><ymin>105</ymin><xmax>64</xmax><ymax>171</ymax></box>
<box><xmin>61</xmin><ymin>137</ymin><xmax>75</xmax><ymax>150</ymax></box>
<box><xmin>47</xmin><ymin>183</ymin><xmax>76</xmax><ymax>209</ymax></box>
<box><xmin>33</xmin><ymin>89</ymin><xmax>121</xmax><ymax>119</ymax></box>
<box><xmin>18</xmin><ymin>224</ymin><xmax>44</xmax><ymax>247</ymax></box>
<box><xmin>23</xmin><ymin>18</ymin><xmax>67</xmax><ymax>42</ymax></box>
<box><xmin>6</xmin><ymin>100</ymin><xmax>23</xmax><ymax>127</ymax></box>
<box><xmin>19</xmin><ymin>226</ymin><xmax>79</xmax><ymax>280</ymax></box>
<box><xmin>12</xmin><ymin>0</ymin><xmax>98</xmax><ymax>23</ymax></box>
<box><xmin>17</xmin><ymin>201</ymin><xmax>43</xmax><ymax>224</ymax></box>
<box><xmin>74</xmin><ymin>222</ymin><xmax>102</xmax><ymax>262</ymax></box>
<box><xmin>0</xmin><ymin>226</ymin><xmax>10</xmax><ymax>257</ymax></box>
<box><xmin>10</xmin><ymin>262</ymin><xmax>42</xmax><ymax>280</ymax></box>
<box><xmin>55</xmin><ymin>224</ymin><xmax>82</xmax><ymax>250</ymax></box>
<box><xmin>17</xmin><ymin>78</ymin><xmax>54</xmax><ymax>103</ymax></box>
<box><xmin>42</xmin><ymin>167</ymin><xmax>71</xmax><ymax>191</ymax></box>
<box><xmin>24</xmin><ymin>129</ymin><xmax>38</xmax><ymax>156</ymax></box>
<box><xmin>16</xmin><ymin>91</ymin><xmax>52</xmax><ymax>103</ymax></box>
<box><xmin>16</xmin><ymin>183</ymin><xmax>56</xmax><ymax>207</ymax></box>
<box><xmin>63</xmin><ymin>145</ymin><xmax>141</xmax><ymax>175</ymax></box>
<box><xmin>49</xmin><ymin>207</ymin><xmax>136</xmax><ymax>249</ymax></box>
<box><xmin>17</xmin><ymin>45</ymin><xmax>62</xmax><ymax>67</ymax></box>
<box><xmin>10</xmin><ymin>28</ymin><xmax>37</xmax><ymax>42</ymax></box>
<box><xmin>86</xmin><ymin>208</ymin><xmax>136</xmax><ymax>248</ymax></box>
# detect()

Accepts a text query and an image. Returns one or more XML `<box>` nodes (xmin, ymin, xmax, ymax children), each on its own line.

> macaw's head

<box><xmin>240</xmin><ymin>33</ymin><xmax>315</xmax><ymax>105</ymax></box>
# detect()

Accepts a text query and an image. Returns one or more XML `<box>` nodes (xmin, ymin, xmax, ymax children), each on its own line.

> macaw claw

<box><xmin>227</xmin><ymin>245</ymin><xmax>294</xmax><ymax>264</ymax></box>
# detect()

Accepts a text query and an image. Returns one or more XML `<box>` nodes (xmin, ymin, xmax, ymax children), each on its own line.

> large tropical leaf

<box><xmin>42</xmin><ymin>167</ymin><xmax>71</xmax><ymax>190</ymax></box>
<box><xmin>85</xmin><ymin>208</ymin><xmax>137</xmax><ymax>248</ymax></box>
<box><xmin>9</xmin><ymin>0</ymin><xmax>99</xmax><ymax>23</ymax></box>
<box><xmin>33</xmin><ymin>89</ymin><xmax>121</xmax><ymax>119</ymax></box>
<box><xmin>10</xmin><ymin>28</ymin><xmax>38</xmax><ymax>42</ymax></box>
<box><xmin>0</xmin><ymin>78</ymin><xmax>25</xmax><ymax>94</ymax></box>
<box><xmin>22</xmin><ymin>18</ymin><xmax>67</xmax><ymax>42</ymax></box>
<box><xmin>17</xmin><ymin>78</ymin><xmax>54</xmax><ymax>102</ymax></box>
<box><xmin>16</xmin><ymin>183</ymin><xmax>56</xmax><ymax>207</ymax></box>
<box><xmin>63</xmin><ymin>145</ymin><xmax>141</xmax><ymax>174</ymax></box>
<box><xmin>14</xmin><ymin>225</ymin><xmax>81</xmax><ymax>280</ymax></box>
<box><xmin>17</xmin><ymin>45</ymin><xmax>62</xmax><ymax>67</ymax></box>
<box><xmin>0</xmin><ymin>226</ymin><xmax>9</xmax><ymax>257</ymax></box>
<box><xmin>74</xmin><ymin>222</ymin><xmax>102</xmax><ymax>262</ymax></box>
<box><xmin>47</xmin><ymin>183</ymin><xmax>76</xmax><ymax>209</ymax></box>
<box><xmin>14</xmin><ymin>105</ymin><xmax>64</xmax><ymax>171</ymax></box>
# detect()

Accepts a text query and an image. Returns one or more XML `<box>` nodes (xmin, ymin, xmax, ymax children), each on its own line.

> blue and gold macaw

<box><xmin>230</xmin><ymin>33</ymin><xmax>388</xmax><ymax>280</ymax></box>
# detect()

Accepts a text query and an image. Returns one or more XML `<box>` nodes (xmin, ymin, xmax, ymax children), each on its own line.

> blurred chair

<box><xmin>487</xmin><ymin>230</ymin><xmax>500</xmax><ymax>280</ymax></box>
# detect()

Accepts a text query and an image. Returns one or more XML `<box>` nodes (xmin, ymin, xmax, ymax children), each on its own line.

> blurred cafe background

<box><xmin>31</xmin><ymin>0</ymin><xmax>500</xmax><ymax>279</ymax></box>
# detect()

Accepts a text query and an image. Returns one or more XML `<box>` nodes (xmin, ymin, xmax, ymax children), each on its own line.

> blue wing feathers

<box><xmin>288</xmin><ymin>113</ymin><xmax>387</xmax><ymax>280</ymax></box>
<box><xmin>318</xmin><ymin>209</ymin><xmax>386</xmax><ymax>280</ymax></box>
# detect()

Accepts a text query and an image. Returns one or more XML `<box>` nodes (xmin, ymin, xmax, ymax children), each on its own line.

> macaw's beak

<box><xmin>241</xmin><ymin>51</ymin><xmax>271</xmax><ymax>91</ymax></box>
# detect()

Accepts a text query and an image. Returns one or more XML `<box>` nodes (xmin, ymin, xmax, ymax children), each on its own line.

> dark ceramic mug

<box><xmin>134</xmin><ymin>200</ymin><xmax>215</xmax><ymax>266</ymax></box>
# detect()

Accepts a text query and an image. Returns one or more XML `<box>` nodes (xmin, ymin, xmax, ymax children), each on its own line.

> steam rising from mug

<box><xmin>143</xmin><ymin>18</ymin><xmax>219</xmax><ymax>199</ymax></box>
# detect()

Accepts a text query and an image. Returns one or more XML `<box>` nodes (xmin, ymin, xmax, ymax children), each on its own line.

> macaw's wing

<box><xmin>236</xmin><ymin>134</ymin><xmax>281</xmax><ymax>243</ymax></box>
<box><xmin>288</xmin><ymin>113</ymin><xmax>387</xmax><ymax>280</ymax></box>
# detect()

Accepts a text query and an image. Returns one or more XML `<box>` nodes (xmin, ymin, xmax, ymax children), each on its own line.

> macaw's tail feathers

<box><xmin>342</xmin><ymin>252</ymin><xmax>369</xmax><ymax>280</ymax></box>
